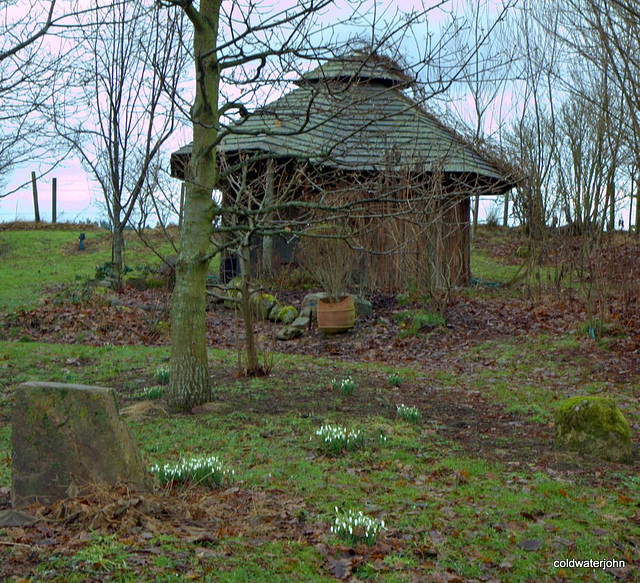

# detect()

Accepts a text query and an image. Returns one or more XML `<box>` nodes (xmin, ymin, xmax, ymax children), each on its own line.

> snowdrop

<box><xmin>331</xmin><ymin>508</ymin><xmax>385</xmax><ymax>546</ymax></box>
<box><xmin>315</xmin><ymin>424</ymin><xmax>364</xmax><ymax>454</ymax></box>
<box><xmin>150</xmin><ymin>455</ymin><xmax>233</xmax><ymax>488</ymax></box>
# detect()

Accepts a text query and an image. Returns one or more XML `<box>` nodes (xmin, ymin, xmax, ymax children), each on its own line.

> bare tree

<box><xmin>531</xmin><ymin>0</ymin><xmax>640</xmax><ymax>236</ymax></box>
<box><xmin>0</xmin><ymin>0</ymin><xmax>60</xmax><ymax>192</ymax></box>
<box><xmin>50</xmin><ymin>1</ymin><xmax>187</xmax><ymax>277</ymax></box>
<box><xmin>500</xmin><ymin>0</ymin><xmax>565</xmax><ymax>239</ymax></box>
<box><xmin>450</xmin><ymin>0</ymin><xmax>516</xmax><ymax>236</ymax></box>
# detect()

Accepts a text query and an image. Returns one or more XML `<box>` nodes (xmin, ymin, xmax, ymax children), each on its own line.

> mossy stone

<box><xmin>223</xmin><ymin>288</ymin><xmax>241</xmax><ymax>309</ymax></box>
<box><xmin>277</xmin><ymin>325</ymin><xmax>303</xmax><ymax>341</ymax></box>
<box><xmin>274</xmin><ymin>305</ymin><xmax>298</xmax><ymax>324</ymax></box>
<box><xmin>12</xmin><ymin>382</ymin><xmax>151</xmax><ymax>508</ymax></box>
<box><xmin>124</xmin><ymin>275</ymin><xmax>148</xmax><ymax>291</ymax></box>
<box><xmin>554</xmin><ymin>396</ymin><xmax>632</xmax><ymax>463</ymax></box>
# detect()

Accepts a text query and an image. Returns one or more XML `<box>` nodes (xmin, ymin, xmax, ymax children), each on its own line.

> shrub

<box><xmin>296</xmin><ymin>224</ymin><xmax>357</xmax><ymax>302</ymax></box>
<box><xmin>484</xmin><ymin>203</ymin><xmax>502</xmax><ymax>228</ymax></box>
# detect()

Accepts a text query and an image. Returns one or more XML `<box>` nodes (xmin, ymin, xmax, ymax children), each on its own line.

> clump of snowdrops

<box><xmin>150</xmin><ymin>455</ymin><xmax>233</xmax><ymax>488</ymax></box>
<box><xmin>331</xmin><ymin>507</ymin><xmax>385</xmax><ymax>546</ymax></box>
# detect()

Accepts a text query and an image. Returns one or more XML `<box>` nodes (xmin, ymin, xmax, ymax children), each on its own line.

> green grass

<box><xmin>464</xmin><ymin>333</ymin><xmax>640</xmax><ymax>426</ymax></box>
<box><xmin>471</xmin><ymin>248</ymin><xmax>523</xmax><ymax>283</ymax></box>
<box><xmin>0</xmin><ymin>228</ymin><xmax>181</xmax><ymax>310</ymax></box>
<box><xmin>2</xmin><ymin>340</ymin><xmax>639</xmax><ymax>581</ymax></box>
<box><xmin>470</xmin><ymin>247</ymin><xmax>556</xmax><ymax>286</ymax></box>
<box><xmin>393</xmin><ymin>309</ymin><xmax>446</xmax><ymax>337</ymax></box>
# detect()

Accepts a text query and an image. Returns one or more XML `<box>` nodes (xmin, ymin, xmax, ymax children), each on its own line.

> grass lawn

<box><xmin>0</xmin><ymin>224</ymin><xmax>180</xmax><ymax>310</ymax></box>
<box><xmin>1</xmin><ymin>338</ymin><xmax>638</xmax><ymax>581</ymax></box>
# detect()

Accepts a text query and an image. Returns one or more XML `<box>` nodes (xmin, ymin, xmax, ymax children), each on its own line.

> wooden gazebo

<box><xmin>171</xmin><ymin>50</ymin><xmax>513</xmax><ymax>290</ymax></box>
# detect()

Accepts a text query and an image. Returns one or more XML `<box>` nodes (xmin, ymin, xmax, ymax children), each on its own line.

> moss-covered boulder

<box><xmin>554</xmin><ymin>396</ymin><xmax>632</xmax><ymax>463</ymax></box>
<box><xmin>123</xmin><ymin>275</ymin><xmax>149</xmax><ymax>291</ymax></box>
<box><xmin>12</xmin><ymin>382</ymin><xmax>151</xmax><ymax>508</ymax></box>
<box><xmin>270</xmin><ymin>305</ymin><xmax>298</xmax><ymax>324</ymax></box>
<box><xmin>277</xmin><ymin>325</ymin><xmax>304</xmax><ymax>341</ymax></box>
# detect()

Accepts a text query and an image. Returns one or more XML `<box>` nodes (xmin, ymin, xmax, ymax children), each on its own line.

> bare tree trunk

<box><xmin>636</xmin><ymin>174</ymin><xmax>640</xmax><ymax>238</ymax></box>
<box><xmin>261</xmin><ymin>158</ymin><xmax>275</xmax><ymax>276</ymax></box>
<box><xmin>629</xmin><ymin>169</ymin><xmax>635</xmax><ymax>234</ymax></box>
<box><xmin>239</xmin><ymin>238</ymin><xmax>259</xmax><ymax>375</ymax></box>
<box><xmin>112</xmin><ymin>225</ymin><xmax>124</xmax><ymax>283</ymax></box>
<box><xmin>169</xmin><ymin>181</ymin><xmax>212</xmax><ymax>410</ymax></box>
<box><xmin>607</xmin><ymin>178</ymin><xmax>615</xmax><ymax>231</ymax></box>
<box><xmin>168</xmin><ymin>1</ymin><xmax>219</xmax><ymax>409</ymax></box>
<box><xmin>503</xmin><ymin>190</ymin><xmax>509</xmax><ymax>227</ymax></box>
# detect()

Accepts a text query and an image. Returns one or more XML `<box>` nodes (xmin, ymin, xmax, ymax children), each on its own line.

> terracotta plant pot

<box><xmin>316</xmin><ymin>295</ymin><xmax>355</xmax><ymax>335</ymax></box>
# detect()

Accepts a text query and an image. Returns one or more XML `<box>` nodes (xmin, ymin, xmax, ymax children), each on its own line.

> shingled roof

<box><xmin>172</xmin><ymin>50</ymin><xmax>511</xmax><ymax>189</ymax></box>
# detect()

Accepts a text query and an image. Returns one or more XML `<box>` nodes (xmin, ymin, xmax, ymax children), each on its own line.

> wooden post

<box><xmin>503</xmin><ymin>190</ymin><xmax>509</xmax><ymax>227</ymax></box>
<box><xmin>31</xmin><ymin>171</ymin><xmax>40</xmax><ymax>223</ymax></box>
<box><xmin>51</xmin><ymin>178</ymin><xmax>57</xmax><ymax>224</ymax></box>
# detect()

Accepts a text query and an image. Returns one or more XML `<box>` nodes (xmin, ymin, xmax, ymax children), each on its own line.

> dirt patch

<box><xmin>3</xmin><ymin>284</ymin><xmax>640</xmax><ymax>388</ymax></box>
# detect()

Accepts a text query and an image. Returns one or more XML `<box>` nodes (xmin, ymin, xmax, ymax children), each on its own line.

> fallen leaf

<box><xmin>517</xmin><ymin>539</ymin><xmax>541</xmax><ymax>551</ymax></box>
<box><xmin>553</xmin><ymin>537</ymin><xmax>575</xmax><ymax>548</ymax></box>
<box><xmin>326</xmin><ymin>556</ymin><xmax>352</xmax><ymax>579</ymax></box>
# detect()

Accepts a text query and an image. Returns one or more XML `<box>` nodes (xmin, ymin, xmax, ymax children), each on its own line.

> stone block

<box><xmin>277</xmin><ymin>326</ymin><xmax>303</xmax><ymax>341</ymax></box>
<box><xmin>12</xmin><ymin>382</ymin><xmax>150</xmax><ymax>508</ymax></box>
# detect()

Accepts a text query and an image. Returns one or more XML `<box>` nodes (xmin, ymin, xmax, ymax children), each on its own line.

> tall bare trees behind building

<box><xmin>501</xmin><ymin>0</ymin><xmax>640</xmax><ymax>238</ymax></box>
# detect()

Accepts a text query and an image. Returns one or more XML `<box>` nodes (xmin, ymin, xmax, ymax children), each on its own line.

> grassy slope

<box><xmin>0</xmin><ymin>226</ymin><xmax>179</xmax><ymax>310</ymax></box>
<box><xmin>0</xmin><ymin>225</ymin><xmax>638</xmax><ymax>581</ymax></box>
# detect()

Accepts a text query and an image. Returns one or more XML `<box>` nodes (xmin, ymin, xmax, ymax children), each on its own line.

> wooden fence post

<box><xmin>51</xmin><ymin>178</ymin><xmax>57</xmax><ymax>224</ymax></box>
<box><xmin>31</xmin><ymin>172</ymin><xmax>40</xmax><ymax>223</ymax></box>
